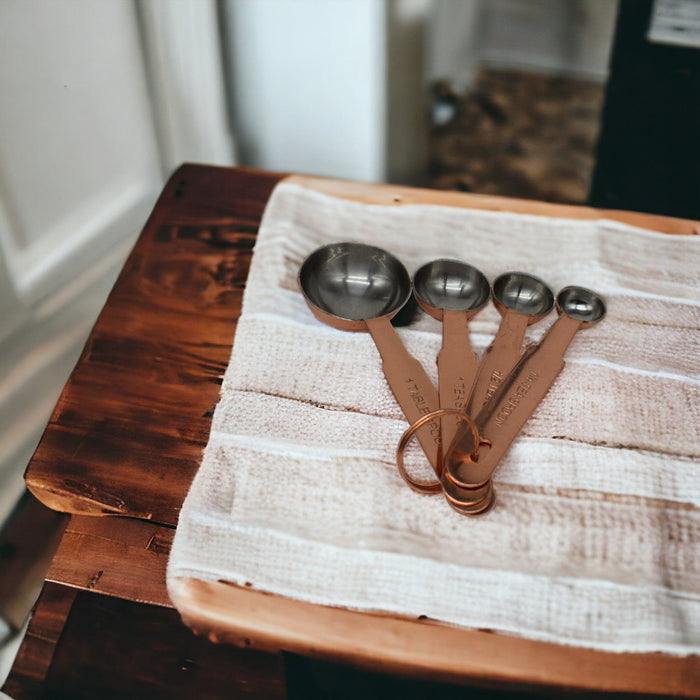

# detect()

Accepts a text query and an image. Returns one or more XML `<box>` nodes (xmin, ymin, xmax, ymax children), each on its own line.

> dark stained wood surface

<box><xmin>2</xmin><ymin>584</ymin><xmax>77</xmax><ymax>700</ymax></box>
<box><xmin>47</xmin><ymin>590</ymin><xmax>287</xmax><ymax>699</ymax></box>
<box><xmin>25</xmin><ymin>164</ymin><xmax>284</xmax><ymax>525</ymax></box>
<box><xmin>46</xmin><ymin>515</ymin><xmax>173</xmax><ymax>607</ymax></box>
<box><xmin>2</xmin><ymin>583</ymin><xmax>287</xmax><ymax>700</ymax></box>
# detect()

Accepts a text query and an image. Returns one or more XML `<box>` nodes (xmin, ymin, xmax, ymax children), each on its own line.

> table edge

<box><xmin>170</xmin><ymin>577</ymin><xmax>700</xmax><ymax>697</ymax></box>
<box><xmin>286</xmin><ymin>173</ymin><xmax>700</xmax><ymax>235</ymax></box>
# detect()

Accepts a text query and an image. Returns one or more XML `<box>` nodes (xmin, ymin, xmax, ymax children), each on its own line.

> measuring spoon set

<box><xmin>299</xmin><ymin>242</ymin><xmax>606</xmax><ymax>516</ymax></box>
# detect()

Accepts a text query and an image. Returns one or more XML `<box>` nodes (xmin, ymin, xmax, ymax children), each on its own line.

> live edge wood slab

<box><xmin>23</xmin><ymin>164</ymin><xmax>700</xmax><ymax>696</ymax></box>
<box><xmin>25</xmin><ymin>164</ymin><xmax>285</xmax><ymax>524</ymax></box>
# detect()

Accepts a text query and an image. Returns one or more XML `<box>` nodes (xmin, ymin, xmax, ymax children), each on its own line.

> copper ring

<box><xmin>443</xmin><ymin>479</ymin><xmax>493</xmax><ymax>509</ymax></box>
<box><xmin>446</xmin><ymin>486</ymin><xmax>496</xmax><ymax>516</ymax></box>
<box><xmin>396</xmin><ymin>409</ymin><xmax>480</xmax><ymax>495</ymax></box>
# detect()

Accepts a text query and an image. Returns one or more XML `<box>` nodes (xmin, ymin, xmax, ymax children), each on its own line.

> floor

<box><xmin>0</xmin><ymin>629</ymin><xmax>24</xmax><ymax>690</ymax></box>
<box><xmin>428</xmin><ymin>67</ymin><xmax>606</xmax><ymax>205</ymax></box>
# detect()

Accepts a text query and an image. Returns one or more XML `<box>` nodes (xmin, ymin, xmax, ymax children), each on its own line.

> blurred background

<box><xmin>2</xmin><ymin>0</ymin><xmax>700</xmax><ymax>681</ymax></box>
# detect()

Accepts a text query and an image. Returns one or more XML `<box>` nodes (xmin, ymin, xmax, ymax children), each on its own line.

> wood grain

<box><xmin>46</xmin><ymin>515</ymin><xmax>173</xmax><ymax>607</ymax></box>
<box><xmin>46</xmin><ymin>589</ymin><xmax>286</xmax><ymax>699</ymax></box>
<box><xmin>25</xmin><ymin>165</ymin><xmax>284</xmax><ymax>524</ymax></box>
<box><xmin>2</xmin><ymin>583</ymin><xmax>287</xmax><ymax>700</ymax></box>
<box><xmin>2</xmin><ymin>584</ymin><xmax>77</xmax><ymax>700</ymax></box>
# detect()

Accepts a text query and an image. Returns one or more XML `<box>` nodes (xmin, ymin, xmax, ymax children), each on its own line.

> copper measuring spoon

<box><xmin>441</xmin><ymin>271</ymin><xmax>554</xmax><ymax>512</ymax></box>
<box><xmin>467</xmin><ymin>272</ymin><xmax>555</xmax><ymax>416</ymax></box>
<box><xmin>445</xmin><ymin>286</ymin><xmax>606</xmax><ymax>505</ymax></box>
<box><xmin>413</xmin><ymin>260</ymin><xmax>489</xmax><ymax>453</ymax></box>
<box><xmin>299</xmin><ymin>242</ymin><xmax>441</xmax><ymax>477</ymax></box>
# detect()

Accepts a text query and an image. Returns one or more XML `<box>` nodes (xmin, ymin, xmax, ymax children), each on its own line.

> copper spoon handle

<box><xmin>437</xmin><ymin>309</ymin><xmax>479</xmax><ymax>451</ymax></box>
<box><xmin>365</xmin><ymin>316</ymin><xmax>441</xmax><ymax>473</ymax></box>
<box><xmin>447</xmin><ymin>314</ymin><xmax>581</xmax><ymax>486</ymax></box>
<box><xmin>467</xmin><ymin>308</ymin><xmax>530</xmax><ymax>416</ymax></box>
<box><xmin>442</xmin><ymin>307</ymin><xmax>528</xmax><ymax>473</ymax></box>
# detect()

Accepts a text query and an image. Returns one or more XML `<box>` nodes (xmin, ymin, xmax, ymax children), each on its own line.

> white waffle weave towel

<box><xmin>168</xmin><ymin>180</ymin><xmax>700</xmax><ymax>654</ymax></box>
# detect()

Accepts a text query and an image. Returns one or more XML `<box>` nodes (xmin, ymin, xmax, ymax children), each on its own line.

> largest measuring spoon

<box><xmin>413</xmin><ymin>259</ymin><xmax>489</xmax><ymax>452</ymax></box>
<box><xmin>447</xmin><ymin>286</ymin><xmax>606</xmax><ymax>491</ymax></box>
<box><xmin>299</xmin><ymin>242</ymin><xmax>441</xmax><ymax>474</ymax></box>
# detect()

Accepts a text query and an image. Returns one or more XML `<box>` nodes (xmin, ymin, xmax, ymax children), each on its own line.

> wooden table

<box><xmin>5</xmin><ymin>164</ymin><xmax>700</xmax><ymax>698</ymax></box>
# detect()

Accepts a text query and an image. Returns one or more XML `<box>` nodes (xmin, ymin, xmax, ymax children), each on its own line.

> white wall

<box><xmin>137</xmin><ymin>0</ymin><xmax>236</xmax><ymax>172</ymax></box>
<box><xmin>0</xmin><ymin>0</ymin><xmax>165</xmax><ymax>524</ymax></box>
<box><xmin>0</xmin><ymin>1</ymin><xmax>163</xmax><ymax>303</ymax></box>
<box><xmin>224</xmin><ymin>0</ymin><xmax>389</xmax><ymax>182</ymax></box>
<box><xmin>427</xmin><ymin>0</ymin><xmax>619</xmax><ymax>90</ymax></box>
<box><xmin>478</xmin><ymin>0</ymin><xmax>618</xmax><ymax>80</ymax></box>
<box><xmin>223</xmin><ymin>0</ymin><xmax>431</xmax><ymax>184</ymax></box>
<box><xmin>0</xmin><ymin>0</ymin><xmax>234</xmax><ymax>528</ymax></box>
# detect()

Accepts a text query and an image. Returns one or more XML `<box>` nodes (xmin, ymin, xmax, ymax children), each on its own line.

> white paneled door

<box><xmin>0</xmin><ymin>0</ymin><xmax>234</xmax><ymax>524</ymax></box>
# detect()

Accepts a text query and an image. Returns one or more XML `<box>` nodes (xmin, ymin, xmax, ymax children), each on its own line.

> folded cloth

<box><xmin>167</xmin><ymin>179</ymin><xmax>700</xmax><ymax>654</ymax></box>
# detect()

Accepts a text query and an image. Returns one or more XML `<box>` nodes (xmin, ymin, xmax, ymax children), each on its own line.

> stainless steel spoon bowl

<box><xmin>299</xmin><ymin>242</ymin><xmax>412</xmax><ymax>331</ymax></box>
<box><xmin>413</xmin><ymin>259</ymin><xmax>490</xmax><ymax>317</ymax></box>
<box><xmin>557</xmin><ymin>286</ymin><xmax>606</xmax><ymax>325</ymax></box>
<box><xmin>492</xmin><ymin>272</ymin><xmax>555</xmax><ymax>318</ymax></box>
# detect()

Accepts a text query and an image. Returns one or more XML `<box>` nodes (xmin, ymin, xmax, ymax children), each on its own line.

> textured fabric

<box><xmin>168</xmin><ymin>181</ymin><xmax>700</xmax><ymax>654</ymax></box>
